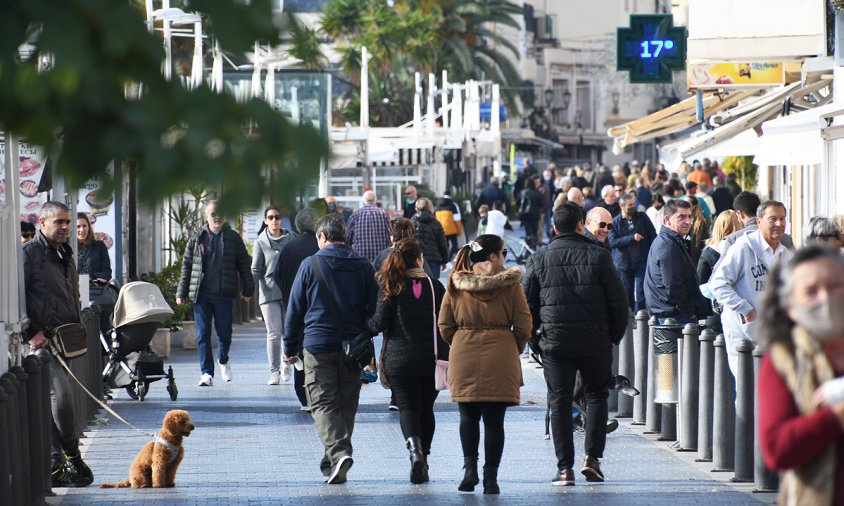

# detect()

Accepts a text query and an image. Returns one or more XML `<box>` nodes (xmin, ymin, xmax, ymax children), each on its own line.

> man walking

<box><xmin>24</xmin><ymin>201</ymin><xmax>94</xmax><ymax>487</ymax></box>
<box><xmin>523</xmin><ymin>203</ymin><xmax>628</xmax><ymax>486</ymax></box>
<box><xmin>177</xmin><ymin>201</ymin><xmax>254</xmax><ymax>386</ymax></box>
<box><xmin>644</xmin><ymin>199</ymin><xmax>710</xmax><ymax>325</ymax></box>
<box><xmin>283</xmin><ymin>214</ymin><xmax>379</xmax><ymax>485</ymax></box>
<box><xmin>608</xmin><ymin>194</ymin><xmax>657</xmax><ymax>313</ymax></box>
<box><xmin>709</xmin><ymin>201</ymin><xmax>791</xmax><ymax>377</ymax></box>
<box><xmin>346</xmin><ymin>190</ymin><xmax>392</xmax><ymax>263</ymax></box>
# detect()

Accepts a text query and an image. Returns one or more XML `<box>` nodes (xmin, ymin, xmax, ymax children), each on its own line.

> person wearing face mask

<box><xmin>583</xmin><ymin>207</ymin><xmax>613</xmax><ymax>248</ymax></box>
<box><xmin>325</xmin><ymin>196</ymin><xmax>344</xmax><ymax>218</ymax></box>
<box><xmin>646</xmin><ymin>194</ymin><xmax>665</xmax><ymax>231</ymax></box>
<box><xmin>756</xmin><ymin>245</ymin><xmax>844</xmax><ymax>506</ymax></box>
<box><xmin>608</xmin><ymin>194</ymin><xmax>657</xmax><ymax>314</ymax></box>
<box><xmin>709</xmin><ymin>201</ymin><xmax>792</xmax><ymax>380</ymax></box>
<box><xmin>403</xmin><ymin>186</ymin><xmax>418</xmax><ymax>219</ymax></box>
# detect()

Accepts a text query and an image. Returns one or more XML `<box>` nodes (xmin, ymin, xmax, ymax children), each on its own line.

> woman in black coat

<box><xmin>77</xmin><ymin>212</ymin><xmax>113</xmax><ymax>336</ymax></box>
<box><xmin>368</xmin><ymin>238</ymin><xmax>447</xmax><ymax>485</ymax></box>
<box><xmin>411</xmin><ymin>198</ymin><xmax>448</xmax><ymax>274</ymax></box>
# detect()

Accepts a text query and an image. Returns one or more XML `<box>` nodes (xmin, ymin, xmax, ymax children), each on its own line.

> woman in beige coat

<box><xmin>439</xmin><ymin>234</ymin><xmax>532</xmax><ymax>495</ymax></box>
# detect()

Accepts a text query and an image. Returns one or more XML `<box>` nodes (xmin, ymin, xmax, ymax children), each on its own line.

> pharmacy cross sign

<box><xmin>617</xmin><ymin>14</ymin><xmax>687</xmax><ymax>84</ymax></box>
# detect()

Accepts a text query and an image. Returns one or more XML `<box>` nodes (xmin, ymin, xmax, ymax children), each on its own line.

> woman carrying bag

<box><xmin>438</xmin><ymin>234</ymin><xmax>532</xmax><ymax>494</ymax></box>
<box><xmin>368</xmin><ymin>239</ymin><xmax>447</xmax><ymax>484</ymax></box>
<box><xmin>76</xmin><ymin>212</ymin><xmax>114</xmax><ymax>338</ymax></box>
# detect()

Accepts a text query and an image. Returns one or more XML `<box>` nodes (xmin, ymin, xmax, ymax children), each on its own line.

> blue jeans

<box><xmin>619</xmin><ymin>262</ymin><xmax>647</xmax><ymax>313</ymax></box>
<box><xmin>194</xmin><ymin>294</ymin><xmax>234</xmax><ymax>377</ymax></box>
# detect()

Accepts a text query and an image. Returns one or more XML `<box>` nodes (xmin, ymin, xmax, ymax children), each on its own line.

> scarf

<box><xmin>769</xmin><ymin>326</ymin><xmax>837</xmax><ymax>506</ymax></box>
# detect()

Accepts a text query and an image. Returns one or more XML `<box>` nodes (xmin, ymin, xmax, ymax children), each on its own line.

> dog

<box><xmin>100</xmin><ymin>409</ymin><xmax>194</xmax><ymax>489</ymax></box>
<box><xmin>543</xmin><ymin>375</ymin><xmax>639</xmax><ymax>440</ymax></box>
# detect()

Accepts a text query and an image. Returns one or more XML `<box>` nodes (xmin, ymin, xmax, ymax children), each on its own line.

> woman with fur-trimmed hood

<box><xmin>438</xmin><ymin>234</ymin><xmax>532</xmax><ymax>495</ymax></box>
<box><xmin>757</xmin><ymin>245</ymin><xmax>844</xmax><ymax>506</ymax></box>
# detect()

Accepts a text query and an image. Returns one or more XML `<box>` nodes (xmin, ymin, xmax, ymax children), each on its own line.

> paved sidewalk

<box><xmin>49</xmin><ymin>318</ymin><xmax>773</xmax><ymax>506</ymax></box>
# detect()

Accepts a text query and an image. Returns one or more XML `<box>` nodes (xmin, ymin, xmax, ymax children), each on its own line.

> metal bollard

<box><xmin>645</xmin><ymin>316</ymin><xmax>662</xmax><ymax>433</ymax></box>
<box><xmin>617</xmin><ymin>312</ymin><xmax>634</xmax><ymax>418</ymax></box>
<box><xmin>697</xmin><ymin>328</ymin><xmax>716</xmax><ymax>462</ymax></box>
<box><xmin>633</xmin><ymin>310</ymin><xmax>649</xmax><ymax>425</ymax></box>
<box><xmin>37</xmin><ymin>350</ymin><xmax>53</xmax><ymax>496</ymax></box>
<box><xmin>733</xmin><ymin>339</ymin><xmax>754</xmax><ymax>482</ymax></box>
<box><xmin>609</xmin><ymin>343</ymin><xmax>619</xmax><ymax>413</ymax></box>
<box><xmin>753</xmin><ymin>345</ymin><xmax>779</xmax><ymax>492</ymax></box>
<box><xmin>0</xmin><ymin>382</ymin><xmax>10</xmax><ymax>503</ymax></box>
<box><xmin>659</xmin><ymin>404</ymin><xmax>677</xmax><ymax>441</ymax></box>
<box><xmin>1</xmin><ymin>374</ymin><xmax>24</xmax><ymax>506</ymax></box>
<box><xmin>11</xmin><ymin>366</ymin><xmax>32</xmax><ymax>506</ymax></box>
<box><xmin>23</xmin><ymin>356</ymin><xmax>46</xmax><ymax>506</ymax></box>
<box><xmin>712</xmin><ymin>334</ymin><xmax>735</xmax><ymax>471</ymax></box>
<box><xmin>679</xmin><ymin>324</ymin><xmax>700</xmax><ymax>451</ymax></box>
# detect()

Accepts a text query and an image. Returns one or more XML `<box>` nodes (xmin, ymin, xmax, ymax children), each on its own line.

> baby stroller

<box><xmin>101</xmin><ymin>281</ymin><xmax>178</xmax><ymax>402</ymax></box>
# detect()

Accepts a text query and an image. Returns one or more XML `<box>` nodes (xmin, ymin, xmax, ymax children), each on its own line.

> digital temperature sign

<box><xmin>617</xmin><ymin>15</ymin><xmax>687</xmax><ymax>84</ymax></box>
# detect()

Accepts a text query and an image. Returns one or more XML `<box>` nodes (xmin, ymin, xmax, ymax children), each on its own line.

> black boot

<box><xmin>483</xmin><ymin>464</ymin><xmax>500</xmax><ymax>494</ymax></box>
<box><xmin>458</xmin><ymin>456</ymin><xmax>479</xmax><ymax>492</ymax></box>
<box><xmin>407</xmin><ymin>437</ymin><xmax>427</xmax><ymax>484</ymax></box>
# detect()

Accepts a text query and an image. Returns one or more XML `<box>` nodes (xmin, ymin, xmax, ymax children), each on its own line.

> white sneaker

<box><xmin>281</xmin><ymin>363</ymin><xmax>292</xmax><ymax>382</ymax></box>
<box><xmin>268</xmin><ymin>371</ymin><xmax>281</xmax><ymax>385</ymax></box>
<box><xmin>198</xmin><ymin>374</ymin><xmax>213</xmax><ymax>386</ymax></box>
<box><xmin>220</xmin><ymin>362</ymin><xmax>232</xmax><ymax>382</ymax></box>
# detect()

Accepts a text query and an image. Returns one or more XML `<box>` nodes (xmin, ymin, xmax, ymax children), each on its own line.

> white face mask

<box><xmin>792</xmin><ymin>294</ymin><xmax>844</xmax><ymax>341</ymax></box>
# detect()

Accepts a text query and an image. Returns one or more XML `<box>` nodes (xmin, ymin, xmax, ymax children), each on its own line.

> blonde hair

<box><xmin>706</xmin><ymin>210</ymin><xmax>743</xmax><ymax>247</ymax></box>
<box><xmin>415</xmin><ymin>197</ymin><xmax>433</xmax><ymax>213</ymax></box>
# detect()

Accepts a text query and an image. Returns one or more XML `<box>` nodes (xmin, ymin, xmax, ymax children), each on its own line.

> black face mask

<box><xmin>327</xmin><ymin>204</ymin><xmax>337</xmax><ymax>212</ymax></box>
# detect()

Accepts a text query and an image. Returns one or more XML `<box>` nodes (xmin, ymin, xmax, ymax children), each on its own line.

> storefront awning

<box><xmin>754</xmin><ymin>101</ymin><xmax>844</xmax><ymax>166</ymax></box>
<box><xmin>607</xmin><ymin>89</ymin><xmax>760</xmax><ymax>155</ymax></box>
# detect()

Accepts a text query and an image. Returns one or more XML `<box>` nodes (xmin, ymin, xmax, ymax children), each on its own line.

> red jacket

<box><xmin>758</xmin><ymin>354</ymin><xmax>844</xmax><ymax>504</ymax></box>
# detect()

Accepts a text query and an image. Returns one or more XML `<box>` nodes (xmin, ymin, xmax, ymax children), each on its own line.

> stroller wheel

<box><xmin>167</xmin><ymin>382</ymin><xmax>178</xmax><ymax>401</ymax></box>
<box><xmin>125</xmin><ymin>384</ymin><xmax>139</xmax><ymax>400</ymax></box>
<box><xmin>137</xmin><ymin>381</ymin><xmax>147</xmax><ymax>402</ymax></box>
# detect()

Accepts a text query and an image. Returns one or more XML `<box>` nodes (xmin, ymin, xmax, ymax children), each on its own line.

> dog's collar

<box><xmin>154</xmin><ymin>435</ymin><xmax>180</xmax><ymax>464</ymax></box>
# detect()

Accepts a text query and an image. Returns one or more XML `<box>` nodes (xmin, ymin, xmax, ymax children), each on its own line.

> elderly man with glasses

<box><xmin>583</xmin><ymin>207</ymin><xmax>613</xmax><ymax>248</ymax></box>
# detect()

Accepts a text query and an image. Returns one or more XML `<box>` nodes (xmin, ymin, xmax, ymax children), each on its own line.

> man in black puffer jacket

<box><xmin>522</xmin><ymin>203</ymin><xmax>628</xmax><ymax>487</ymax></box>
<box><xmin>176</xmin><ymin>201</ymin><xmax>254</xmax><ymax>387</ymax></box>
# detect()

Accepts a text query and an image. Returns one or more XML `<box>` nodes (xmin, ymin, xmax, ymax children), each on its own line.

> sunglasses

<box><xmin>816</xmin><ymin>233</ymin><xmax>841</xmax><ymax>240</ymax></box>
<box><xmin>499</xmin><ymin>249</ymin><xmax>508</xmax><ymax>257</ymax></box>
<box><xmin>21</xmin><ymin>232</ymin><xmax>35</xmax><ymax>238</ymax></box>
<box><xmin>266</xmin><ymin>215</ymin><xmax>281</xmax><ymax>221</ymax></box>
<box><xmin>597</xmin><ymin>222</ymin><xmax>613</xmax><ymax>230</ymax></box>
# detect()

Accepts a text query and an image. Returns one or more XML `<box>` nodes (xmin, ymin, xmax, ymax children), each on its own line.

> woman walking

<box><xmin>438</xmin><ymin>234</ymin><xmax>532</xmax><ymax>494</ymax></box>
<box><xmin>412</xmin><ymin>198</ymin><xmax>449</xmax><ymax>275</ymax></box>
<box><xmin>368</xmin><ymin>239</ymin><xmax>446</xmax><ymax>484</ymax></box>
<box><xmin>251</xmin><ymin>206</ymin><xmax>294</xmax><ymax>385</ymax></box>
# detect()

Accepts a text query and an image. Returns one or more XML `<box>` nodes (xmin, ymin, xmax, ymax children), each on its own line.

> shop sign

<box><xmin>617</xmin><ymin>14</ymin><xmax>687</xmax><ymax>84</ymax></box>
<box><xmin>687</xmin><ymin>61</ymin><xmax>784</xmax><ymax>88</ymax></box>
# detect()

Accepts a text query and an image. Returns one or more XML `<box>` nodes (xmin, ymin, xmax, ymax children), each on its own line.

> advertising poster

<box><xmin>77</xmin><ymin>172</ymin><xmax>118</xmax><ymax>277</ymax></box>
<box><xmin>687</xmin><ymin>61</ymin><xmax>784</xmax><ymax>88</ymax></box>
<box><xmin>0</xmin><ymin>139</ymin><xmax>49</xmax><ymax>222</ymax></box>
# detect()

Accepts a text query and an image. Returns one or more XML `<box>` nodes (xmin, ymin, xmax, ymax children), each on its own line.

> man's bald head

<box><xmin>585</xmin><ymin>207</ymin><xmax>612</xmax><ymax>243</ymax></box>
<box><xmin>362</xmin><ymin>190</ymin><xmax>377</xmax><ymax>204</ymax></box>
<box><xmin>567</xmin><ymin>187</ymin><xmax>583</xmax><ymax>206</ymax></box>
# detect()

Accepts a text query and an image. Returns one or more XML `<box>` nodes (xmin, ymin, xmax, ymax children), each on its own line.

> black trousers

<box><xmin>389</xmin><ymin>373</ymin><xmax>439</xmax><ymax>454</ymax></box>
<box><xmin>543</xmin><ymin>351</ymin><xmax>612</xmax><ymax>470</ymax></box>
<box><xmin>458</xmin><ymin>402</ymin><xmax>508</xmax><ymax>466</ymax></box>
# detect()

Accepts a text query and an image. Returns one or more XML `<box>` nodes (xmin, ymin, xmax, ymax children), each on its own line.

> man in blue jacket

<box><xmin>283</xmin><ymin>214</ymin><xmax>378</xmax><ymax>485</ymax></box>
<box><xmin>644</xmin><ymin>199</ymin><xmax>711</xmax><ymax>325</ymax></box>
<box><xmin>608</xmin><ymin>194</ymin><xmax>657</xmax><ymax>313</ymax></box>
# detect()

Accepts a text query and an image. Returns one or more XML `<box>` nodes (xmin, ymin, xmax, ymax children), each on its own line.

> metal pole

<box><xmin>23</xmin><ymin>356</ymin><xmax>45</xmax><ymax>506</ymax></box>
<box><xmin>1</xmin><ymin>374</ymin><xmax>23</xmax><ymax>506</ymax></box>
<box><xmin>659</xmin><ymin>404</ymin><xmax>677</xmax><ymax>441</ymax></box>
<box><xmin>733</xmin><ymin>339</ymin><xmax>754</xmax><ymax>482</ymax></box>
<box><xmin>0</xmin><ymin>380</ymin><xmax>10</xmax><ymax>503</ymax></box>
<box><xmin>753</xmin><ymin>345</ymin><xmax>779</xmax><ymax>492</ymax></box>
<box><xmin>712</xmin><ymin>334</ymin><xmax>735</xmax><ymax>471</ymax></box>
<box><xmin>617</xmin><ymin>312</ymin><xmax>634</xmax><ymax>418</ymax></box>
<box><xmin>609</xmin><ymin>342</ymin><xmax>619</xmax><ymax>413</ymax></box>
<box><xmin>697</xmin><ymin>327</ymin><xmax>716</xmax><ymax>462</ymax></box>
<box><xmin>645</xmin><ymin>316</ymin><xmax>661</xmax><ymax>433</ymax></box>
<box><xmin>633</xmin><ymin>310</ymin><xmax>649</xmax><ymax>425</ymax></box>
<box><xmin>679</xmin><ymin>323</ymin><xmax>699</xmax><ymax>451</ymax></box>
<box><xmin>37</xmin><ymin>350</ymin><xmax>52</xmax><ymax>496</ymax></box>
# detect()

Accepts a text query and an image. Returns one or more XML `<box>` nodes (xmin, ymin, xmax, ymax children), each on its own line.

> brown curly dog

<box><xmin>100</xmin><ymin>409</ymin><xmax>194</xmax><ymax>489</ymax></box>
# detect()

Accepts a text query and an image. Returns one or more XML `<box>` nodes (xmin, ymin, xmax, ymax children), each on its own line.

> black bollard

<box><xmin>36</xmin><ymin>350</ymin><xmax>53</xmax><ymax>496</ymax></box>
<box><xmin>697</xmin><ymin>328</ymin><xmax>716</xmax><ymax>462</ymax></box>
<box><xmin>0</xmin><ymin>380</ymin><xmax>10</xmax><ymax>503</ymax></box>
<box><xmin>1</xmin><ymin>375</ymin><xmax>23</xmax><ymax>506</ymax></box>
<box><xmin>633</xmin><ymin>310</ymin><xmax>649</xmax><ymax>425</ymax></box>
<box><xmin>617</xmin><ymin>312</ymin><xmax>635</xmax><ymax>418</ymax></box>
<box><xmin>23</xmin><ymin>356</ymin><xmax>46</xmax><ymax>506</ymax></box>
<box><xmin>659</xmin><ymin>404</ymin><xmax>677</xmax><ymax>441</ymax></box>
<box><xmin>712</xmin><ymin>334</ymin><xmax>735</xmax><ymax>472</ymax></box>
<box><xmin>679</xmin><ymin>324</ymin><xmax>700</xmax><ymax>451</ymax></box>
<box><xmin>645</xmin><ymin>316</ymin><xmax>662</xmax><ymax>434</ymax></box>
<box><xmin>753</xmin><ymin>345</ymin><xmax>779</xmax><ymax>492</ymax></box>
<box><xmin>609</xmin><ymin>343</ymin><xmax>619</xmax><ymax>413</ymax></box>
<box><xmin>733</xmin><ymin>339</ymin><xmax>754</xmax><ymax>482</ymax></box>
<box><xmin>11</xmin><ymin>366</ymin><xmax>32</xmax><ymax>506</ymax></box>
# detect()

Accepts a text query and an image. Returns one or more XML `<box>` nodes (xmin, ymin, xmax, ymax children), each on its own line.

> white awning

<box><xmin>754</xmin><ymin>102</ymin><xmax>844</xmax><ymax>166</ymax></box>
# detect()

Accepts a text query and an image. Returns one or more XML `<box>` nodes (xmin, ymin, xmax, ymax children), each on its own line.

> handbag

<box><xmin>51</xmin><ymin>323</ymin><xmax>88</xmax><ymax>359</ymax></box>
<box><xmin>425</xmin><ymin>276</ymin><xmax>449</xmax><ymax>391</ymax></box>
<box><xmin>90</xmin><ymin>282</ymin><xmax>118</xmax><ymax>307</ymax></box>
<box><xmin>310</xmin><ymin>256</ymin><xmax>374</xmax><ymax>370</ymax></box>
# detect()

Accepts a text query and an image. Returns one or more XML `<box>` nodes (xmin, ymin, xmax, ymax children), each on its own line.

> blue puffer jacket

<box><xmin>283</xmin><ymin>243</ymin><xmax>378</xmax><ymax>355</ymax></box>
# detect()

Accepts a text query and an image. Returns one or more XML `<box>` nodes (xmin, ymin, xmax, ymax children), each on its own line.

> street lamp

<box><xmin>611</xmin><ymin>89</ymin><xmax>620</xmax><ymax>115</ymax></box>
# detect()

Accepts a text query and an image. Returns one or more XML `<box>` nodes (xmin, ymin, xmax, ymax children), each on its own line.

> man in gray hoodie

<box><xmin>709</xmin><ymin>200</ymin><xmax>792</xmax><ymax>378</ymax></box>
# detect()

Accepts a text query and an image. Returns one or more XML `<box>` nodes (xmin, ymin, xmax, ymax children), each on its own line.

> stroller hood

<box><xmin>113</xmin><ymin>281</ymin><xmax>174</xmax><ymax>328</ymax></box>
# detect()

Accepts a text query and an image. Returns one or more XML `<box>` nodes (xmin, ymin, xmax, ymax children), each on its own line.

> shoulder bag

<box><xmin>51</xmin><ymin>323</ymin><xmax>88</xmax><ymax>359</ymax></box>
<box><xmin>426</xmin><ymin>277</ymin><xmax>449</xmax><ymax>391</ymax></box>
<box><xmin>310</xmin><ymin>256</ymin><xmax>374</xmax><ymax>370</ymax></box>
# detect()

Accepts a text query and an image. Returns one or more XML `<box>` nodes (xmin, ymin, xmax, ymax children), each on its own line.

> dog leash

<box><xmin>53</xmin><ymin>353</ymin><xmax>157</xmax><ymax>438</ymax></box>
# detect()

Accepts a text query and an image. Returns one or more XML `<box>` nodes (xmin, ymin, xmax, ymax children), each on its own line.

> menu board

<box><xmin>0</xmin><ymin>140</ymin><xmax>49</xmax><ymax>222</ymax></box>
<box><xmin>77</xmin><ymin>171</ymin><xmax>118</xmax><ymax>277</ymax></box>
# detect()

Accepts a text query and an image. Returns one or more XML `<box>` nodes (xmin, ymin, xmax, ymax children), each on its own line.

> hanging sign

<box><xmin>617</xmin><ymin>14</ymin><xmax>687</xmax><ymax>84</ymax></box>
<box><xmin>687</xmin><ymin>61</ymin><xmax>785</xmax><ymax>88</ymax></box>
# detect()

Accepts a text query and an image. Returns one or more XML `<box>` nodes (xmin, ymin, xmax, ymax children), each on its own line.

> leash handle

<box><xmin>54</xmin><ymin>353</ymin><xmax>157</xmax><ymax>439</ymax></box>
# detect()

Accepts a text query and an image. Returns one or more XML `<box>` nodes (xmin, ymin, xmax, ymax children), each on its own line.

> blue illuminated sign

<box><xmin>618</xmin><ymin>15</ymin><xmax>687</xmax><ymax>84</ymax></box>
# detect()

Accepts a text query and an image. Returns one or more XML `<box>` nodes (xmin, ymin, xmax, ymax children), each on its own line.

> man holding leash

<box><xmin>23</xmin><ymin>201</ymin><xmax>94</xmax><ymax>487</ymax></box>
